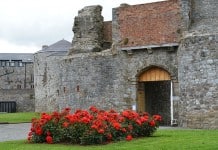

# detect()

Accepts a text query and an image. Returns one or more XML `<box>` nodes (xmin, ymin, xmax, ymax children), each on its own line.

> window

<box><xmin>14</xmin><ymin>61</ymin><xmax>19</xmax><ymax>67</ymax></box>
<box><xmin>17</xmin><ymin>85</ymin><xmax>22</xmax><ymax>89</ymax></box>
<box><xmin>31</xmin><ymin>85</ymin><xmax>34</xmax><ymax>89</ymax></box>
<box><xmin>0</xmin><ymin>60</ymin><xmax>8</xmax><ymax>67</ymax></box>
<box><xmin>1</xmin><ymin>61</ymin><xmax>4</xmax><ymax>66</ymax></box>
<box><xmin>6</xmin><ymin>61</ymin><xmax>10</xmax><ymax>67</ymax></box>
<box><xmin>0</xmin><ymin>60</ymin><xmax>22</xmax><ymax>67</ymax></box>
<box><xmin>12</xmin><ymin>60</ymin><xmax>22</xmax><ymax>67</ymax></box>
<box><xmin>19</xmin><ymin>62</ymin><xmax>23</xmax><ymax>67</ymax></box>
<box><xmin>10</xmin><ymin>61</ymin><xmax>15</xmax><ymax>67</ymax></box>
<box><xmin>31</xmin><ymin>74</ymin><xmax>34</xmax><ymax>82</ymax></box>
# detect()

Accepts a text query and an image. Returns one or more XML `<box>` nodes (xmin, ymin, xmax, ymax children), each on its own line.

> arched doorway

<box><xmin>137</xmin><ymin>67</ymin><xmax>172</xmax><ymax>126</ymax></box>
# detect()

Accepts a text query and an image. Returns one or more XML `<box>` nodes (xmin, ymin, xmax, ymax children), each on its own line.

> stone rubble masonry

<box><xmin>35</xmin><ymin>47</ymin><xmax>178</xmax><ymax>114</ymax></box>
<box><xmin>0</xmin><ymin>89</ymin><xmax>34</xmax><ymax>112</ymax></box>
<box><xmin>178</xmin><ymin>34</ymin><xmax>218</xmax><ymax>129</ymax></box>
<box><xmin>34</xmin><ymin>51</ymin><xmax>64</xmax><ymax>112</ymax></box>
<box><xmin>178</xmin><ymin>0</ymin><xmax>218</xmax><ymax>129</ymax></box>
<box><xmin>0</xmin><ymin>63</ymin><xmax>34</xmax><ymax>112</ymax></box>
<box><xmin>189</xmin><ymin>0</ymin><xmax>218</xmax><ymax>33</ymax></box>
<box><xmin>68</xmin><ymin>5</ymin><xmax>104</xmax><ymax>54</ymax></box>
<box><xmin>34</xmin><ymin>0</ymin><xmax>218</xmax><ymax>129</ymax></box>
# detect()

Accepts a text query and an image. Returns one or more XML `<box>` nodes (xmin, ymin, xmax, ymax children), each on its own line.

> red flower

<box><xmin>136</xmin><ymin>119</ymin><xmax>142</xmax><ymax>125</ymax></box>
<box><xmin>149</xmin><ymin>120</ymin><xmax>156</xmax><ymax>127</ymax></box>
<box><xmin>122</xmin><ymin>111</ymin><xmax>129</xmax><ymax>118</ymax></box>
<box><xmin>41</xmin><ymin>113</ymin><xmax>52</xmax><ymax>121</ymax></box>
<box><xmin>107</xmin><ymin>133</ymin><xmax>112</xmax><ymax>140</ymax></box>
<box><xmin>98</xmin><ymin>129</ymin><xmax>105</xmax><ymax>134</ymax></box>
<box><xmin>91</xmin><ymin>124</ymin><xmax>98</xmax><ymax>130</ymax></box>
<box><xmin>35</xmin><ymin>127</ymin><xmax>43</xmax><ymax>135</ymax></box>
<box><xmin>89</xmin><ymin>106</ymin><xmax>98</xmax><ymax>113</ymax></box>
<box><xmin>118</xmin><ymin>116</ymin><xmax>125</xmax><ymax>122</ymax></box>
<box><xmin>27</xmin><ymin>136</ymin><xmax>32</xmax><ymax>142</ymax></box>
<box><xmin>128</xmin><ymin>125</ymin><xmax>133</xmax><ymax>130</ymax></box>
<box><xmin>153</xmin><ymin>115</ymin><xmax>162</xmax><ymax>122</ymax></box>
<box><xmin>64</xmin><ymin>107</ymin><xmax>71</xmax><ymax>112</ymax></box>
<box><xmin>81</xmin><ymin>117</ymin><xmax>91</xmax><ymax>124</ymax></box>
<box><xmin>46</xmin><ymin>136</ymin><xmax>53</xmax><ymax>144</ymax></box>
<box><xmin>121</xmin><ymin>128</ymin><xmax>127</xmax><ymax>133</ymax></box>
<box><xmin>62</xmin><ymin>122</ymin><xmax>69</xmax><ymax>128</ymax></box>
<box><xmin>140</xmin><ymin>116</ymin><xmax>148</xmax><ymax>123</ymax></box>
<box><xmin>112</xmin><ymin>122</ymin><xmax>121</xmax><ymax>130</ymax></box>
<box><xmin>28</xmin><ymin>131</ymin><xmax>32</xmax><ymax>136</ymax></box>
<box><xmin>30</xmin><ymin>127</ymin><xmax>34</xmax><ymax>132</ymax></box>
<box><xmin>39</xmin><ymin>119</ymin><xmax>47</xmax><ymax>125</ymax></box>
<box><xmin>46</xmin><ymin>131</ymin><xmax>51</xmax><ymax>136</ymax></box>
<box><xmin>126</xmin><ymin>135</ymin><xmax>133</xmax><ymax>141</ymax></box>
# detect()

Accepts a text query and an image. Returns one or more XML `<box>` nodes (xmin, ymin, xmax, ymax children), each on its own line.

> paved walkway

<box><xmin>0</xmin><ymin>123</ymin><xmax>31</xmax><ymax>142</ymax></box>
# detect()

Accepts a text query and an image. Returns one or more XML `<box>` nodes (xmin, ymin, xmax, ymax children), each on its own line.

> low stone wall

<box><xmin>0</xmin><ymin>89</ymin><xmax>35</xmax><ymax>112</ymax></box>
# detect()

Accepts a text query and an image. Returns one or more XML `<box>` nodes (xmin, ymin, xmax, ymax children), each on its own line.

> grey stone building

<box><xmin>34</xmin><ymin>0</ymin><xmax>218</xmax><ymax>129</ymax></box>
<box><xmin>0</xmin><ymin>53</ymin><xmax>34</xmax><ymax>112</ymax></box>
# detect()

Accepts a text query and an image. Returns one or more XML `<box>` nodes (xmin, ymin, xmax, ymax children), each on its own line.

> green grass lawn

<box><xmin>0</xmin><ymin>112</ymin><xmax>39</xmax><ymax>123</ymax></box>
<box><xmin>0</xmin><ymin>129</ymin><xmax>218</xmax><ymax>150</ymax></box>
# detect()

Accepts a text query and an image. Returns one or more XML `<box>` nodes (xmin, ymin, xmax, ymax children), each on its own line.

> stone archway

<box><xmin>137</xmin><ymin>67</ymin><xmax>172</xmax><ymax>126</ymax></box>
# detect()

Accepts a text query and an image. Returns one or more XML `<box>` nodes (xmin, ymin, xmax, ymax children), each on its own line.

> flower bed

<box><xmin>27</xmin><ymin>106</ymin><xmax>161</xmax><ymax>145</ymax></box>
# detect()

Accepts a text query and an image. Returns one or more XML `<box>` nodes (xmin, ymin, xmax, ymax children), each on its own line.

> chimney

<box><xmin>42</xmin><ymin>45</ymin><xmax>48</xmax><ymax>50</ymax></box>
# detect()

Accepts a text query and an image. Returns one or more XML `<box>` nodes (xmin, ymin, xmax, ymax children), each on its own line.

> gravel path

<box><xmin>0</xmin><ymin>123</ymin><xmax>31</xmax><ymax>142</ymax></box>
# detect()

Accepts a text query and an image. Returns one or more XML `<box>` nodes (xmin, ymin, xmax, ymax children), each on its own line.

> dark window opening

<box><xmin>17</xmin><ymin>85</ymin><xmax>22</xmax><ymax>89</ymax></box>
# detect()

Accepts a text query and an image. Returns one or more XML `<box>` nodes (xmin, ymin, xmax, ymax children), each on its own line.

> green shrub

<box><xmin>27</xmin><ymin>106</ymin><xmax>161</xmax><ymax>145</ymax></box>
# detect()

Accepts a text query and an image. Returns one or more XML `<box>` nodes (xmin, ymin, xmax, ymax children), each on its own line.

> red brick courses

<box><xmin>118</xmin><ymin>0</ymin><xmax>181</xmax><ymax>48</ymax></box>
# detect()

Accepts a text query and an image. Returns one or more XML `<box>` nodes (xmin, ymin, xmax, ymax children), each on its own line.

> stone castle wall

<box><xmin>34</xmin><ymin>0</ymin><xmax>218</xmax><ymax>128</ymax></box>
<box><xmin>36</xmin><ymin>47</ymin><xmax>178</xmax><ymax>116</ymax></box>
<box><xmin>34</xmin><ymin>51</ymin><xmax>65</xmax><ymax>112</ymax></box>
<box><xmin>0</xmin><ymin>62</ymin><xmax>34</xmax><ymax>112</ymax></box>
<box><xmin>178</xmin><ymin>34</ymin><xmax>218</xmax><ymax>128</ymax></box>
<box><xmin>0</xmin><ymin>89</ymin><xmax>34</xmax><ymax>112</ymax></box>
<box><xmin>178</xmin><ymin>0</ymin><xmax>218</xmax><ymax>128</ymax></box>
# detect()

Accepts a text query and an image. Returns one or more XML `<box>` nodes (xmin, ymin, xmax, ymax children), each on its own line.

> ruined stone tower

<box><xmin>68</xmin><ymin>5</ymin><xmax>104</xmax><ymax>54</ymax></box>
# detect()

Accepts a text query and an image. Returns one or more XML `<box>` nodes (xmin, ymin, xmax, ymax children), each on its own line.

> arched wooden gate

<box><xmin>137</xmin><ymin>67</ymin><xmax>171</xmax><ymax>125</ymax></box>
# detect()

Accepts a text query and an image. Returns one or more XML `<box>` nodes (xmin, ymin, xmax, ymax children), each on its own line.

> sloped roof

<box><xmin>39</xmin><ymin>39</ymin><xmax>71</xmax><ymax>52</ymax></box>
<box><xmin>0</xmin><ymin>53</ymin><xmax>33</xmax><ymax>62</ymax></box>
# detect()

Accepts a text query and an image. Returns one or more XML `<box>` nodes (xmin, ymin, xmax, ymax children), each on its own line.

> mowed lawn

<box><xmin>0</xmin><ymin>112</ymin><xmax>39</xmax><ymax>123</ymax></box>
<box><xmin>0</xmin><ymin>113</ymin><xmax>218</xmax><ymax>149</ymax></box>
<box><xmin>0</xmin><ymin>129</ymin><xmax>218</xmax><ymax>150</ymax></box>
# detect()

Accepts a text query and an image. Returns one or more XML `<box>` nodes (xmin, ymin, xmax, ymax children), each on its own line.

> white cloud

<box><xmin>0</xmin><ymin>0</ymin><xmax>164</xmax><ymax>53</ymax></box>
<box><xmin>0</xmin><ymin>39</ymin><xmax>39</xmax><ymax>53</ymax></box>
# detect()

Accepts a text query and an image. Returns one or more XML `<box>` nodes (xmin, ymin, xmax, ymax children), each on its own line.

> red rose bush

<box><xmin>27</xmin><ymin>106</ymin><xmax>161</xmax><ymax>145</ymax></box>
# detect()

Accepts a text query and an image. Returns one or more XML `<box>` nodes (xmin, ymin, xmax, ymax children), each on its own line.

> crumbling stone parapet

<box><xmin>68</xmin><ymin>5</ymin><xmax>104</xmax><ymax>55</ymax></box>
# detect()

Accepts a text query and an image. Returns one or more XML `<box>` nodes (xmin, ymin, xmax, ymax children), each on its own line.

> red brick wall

<box><xmin>103</xmin><ymin>21</ymin><xmax>112</xmax><ymax>42</ymax></box>
<box><xmin>118</xmin><ymin>0</ymin><xmax>181</xmax><ymax>47</ymax></box>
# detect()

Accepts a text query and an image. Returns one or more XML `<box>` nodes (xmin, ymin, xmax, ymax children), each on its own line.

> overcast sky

<box><xmin>0</xmin><ymin>0</ymin><xmax>164</xmax><ymax>53</ymax></box>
